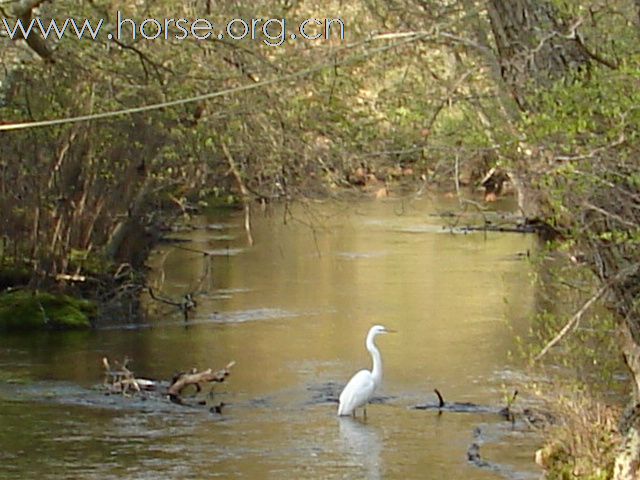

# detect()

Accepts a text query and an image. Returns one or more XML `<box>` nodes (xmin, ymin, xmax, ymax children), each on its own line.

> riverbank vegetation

<box><xmin>1</xmin><ymin>0</ymin><xmax>639</xmax><ymax>477</ymax></box>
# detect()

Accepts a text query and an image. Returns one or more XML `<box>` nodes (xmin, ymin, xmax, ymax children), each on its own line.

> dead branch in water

<box><xmin>456</xmin><ymin>224</ymin><xmax>537</xmax><ymax>234</ymax></box>
<box><xmin>168</xmin><ymin>361</ymin><xmax>236</xmax><ymax>402</ymax></box>
<box><xmin>102</xmin><ymin>357</ymin><xmax>234</xmax><ymax>407</ymax></box>
<box><xmin>102</xmin><ymin>356</ymin><xmax>155</xmax><ymax>395</ymax></box>
<box><xmin>146</xmin><ymin>286</ymin><xmax>197</xmax><ymax>321</ymax></box>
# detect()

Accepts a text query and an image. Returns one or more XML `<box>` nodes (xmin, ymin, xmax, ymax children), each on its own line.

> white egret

<box><xmin>338</xmin><ymin>325</ymin><xmax>395</xmax><ymax>417</ymax></box>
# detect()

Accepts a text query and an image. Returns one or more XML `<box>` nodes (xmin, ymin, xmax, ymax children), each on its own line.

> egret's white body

<box><xmin>338</xmin><ymin>325</ymin><xmax>393</xmax><ymax>417</ymax></box>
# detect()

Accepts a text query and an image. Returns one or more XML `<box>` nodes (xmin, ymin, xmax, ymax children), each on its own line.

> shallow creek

<box><xmin>0</xmin><ymin>196</ymin><xmax>542</xmax><ymax>479</ymax></box>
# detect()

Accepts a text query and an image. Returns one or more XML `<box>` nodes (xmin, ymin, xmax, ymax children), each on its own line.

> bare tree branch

<box><xmin>536</xmin><ymin>265</ymin><xmax>640</xmax><ymax>362</ymax></box>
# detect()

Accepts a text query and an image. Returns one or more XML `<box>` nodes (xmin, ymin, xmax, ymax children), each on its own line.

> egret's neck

<box><xmin>366</xmin><ymin>332</ymin><xmax>383</xmax><ymax>385</ymax></box>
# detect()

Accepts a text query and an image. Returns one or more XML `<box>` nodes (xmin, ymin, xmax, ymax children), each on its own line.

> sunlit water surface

<box><xmin>0</xmin><ymin>196</ymin><xmax>542</xmax><ymax>479</ymax></box>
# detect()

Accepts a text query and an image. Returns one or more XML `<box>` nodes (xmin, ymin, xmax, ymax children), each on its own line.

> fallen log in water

<box><xmin>415</xmin><ymin>388</ymin><xmax>554</xmax><ymax>428</ymax></box>
<box><xmin>414</xmin><ymin>389</ymin><xmax>517</xmax><ymax>420</ymax></box>
<box><xmin>439</xmin><ymin>387</ymin><xmax>509</xmax><ymax>414</ymax></box>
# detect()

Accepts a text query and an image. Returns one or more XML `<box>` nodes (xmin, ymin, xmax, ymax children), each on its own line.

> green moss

<box><xmin>0</xmin><ymin>290</ymin><xmax>96</xmax><ymax>331</ymax></box>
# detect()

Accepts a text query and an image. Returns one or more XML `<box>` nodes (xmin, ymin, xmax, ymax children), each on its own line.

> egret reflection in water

<box><xmin>339</xmin><ymin>416</ymin><xmax>383</xmax><ymax>480</ymax></box>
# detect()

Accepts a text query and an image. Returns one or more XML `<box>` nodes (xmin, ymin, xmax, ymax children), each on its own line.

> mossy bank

<box><xmin>0</xmin><ymin>290</ymin><xmax>96</xmax><ymax>331</ymax></box>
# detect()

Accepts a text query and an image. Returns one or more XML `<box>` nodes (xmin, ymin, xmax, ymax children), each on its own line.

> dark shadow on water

<box><xmin>306</xmin><ymin>381</ymin><xmax>395</xmax><ymax>407</ymax></box>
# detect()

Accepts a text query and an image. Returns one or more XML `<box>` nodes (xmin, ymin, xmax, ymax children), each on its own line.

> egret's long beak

<box><xmin>384</xmin><ymin>328</ymin><xmax>398</xmax><ymax>333</ymax></box>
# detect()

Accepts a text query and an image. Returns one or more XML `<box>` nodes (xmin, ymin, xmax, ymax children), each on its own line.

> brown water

<box><xmin>0</xmin><ymin>196</ymin><xmax>541</xmax><ymax>479</ymax></box>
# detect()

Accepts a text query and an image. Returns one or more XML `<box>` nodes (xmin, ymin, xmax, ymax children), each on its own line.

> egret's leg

<box><xmin>363</xmin><ymin>405</ymin><xmax>367</xmax><ymax>419</ymax></box>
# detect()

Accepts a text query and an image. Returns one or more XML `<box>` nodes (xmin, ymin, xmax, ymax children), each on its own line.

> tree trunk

<box><xmin>104</xmin><ymin>179</ymin><xmax>152</xmax><ymax>262</ymax></box>
<box><xmin>616</xmin><ymin>320</ymin><xmax>640</xmax><ymax>480</ymax></box>
<box><xmin>485</xmin><ymin>0</ymin><xmax>591</xmax><ymax>218</ymax></box>
<box><xmin>11</xmin><ymin>1</ymin><xmax>53</xmax><ymax>61</ymax></box>
<box><xmin>486</xmin><ymin>0</ymin><xmax>589</xmax><ymax>110</ymax></box>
